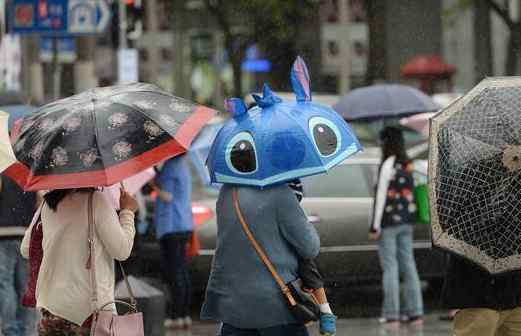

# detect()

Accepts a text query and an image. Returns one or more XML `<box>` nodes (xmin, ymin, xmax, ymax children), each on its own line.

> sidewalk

<box><xmin>168</xmin><ymin>314</ymin><xmax>452</xmax><ymax>336</ymax></box>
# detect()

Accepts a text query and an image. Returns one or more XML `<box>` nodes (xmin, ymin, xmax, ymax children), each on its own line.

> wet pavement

<box><xmin>165</xmin><ymin>314</ymin><xmax>451</xmax><ymax>336</ymax></box>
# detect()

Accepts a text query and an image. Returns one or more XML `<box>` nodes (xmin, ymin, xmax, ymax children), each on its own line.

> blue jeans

<box><xmin>378</xmin><ymin>225</ymin><xmax>424</xmax><ymax>320</ymax></box>
<box><xmin>221</xmin><ymin>323</ymin><xmax>309</xmax><ymax>336</ymax></box>
<box><xmin>0</xmin><ymin>239</ymin><xmax>36</xmax><ymax>336</ymax></box>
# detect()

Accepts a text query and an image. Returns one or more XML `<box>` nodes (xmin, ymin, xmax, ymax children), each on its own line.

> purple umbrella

<box><xmin>334</xmin><ymin>84</ymin><xmax>438</xmax><ymax>121</ymax></box>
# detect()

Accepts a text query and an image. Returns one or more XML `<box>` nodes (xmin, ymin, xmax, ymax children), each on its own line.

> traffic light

<box><xmin>126</xmin><ymin>0</ymin><xmax>143</xmax><ymax>41</ymax></box>
<box><xmin>110</xmin><ymin>0</ymin><xmax>143</xmax><ymax>48</ymax></box>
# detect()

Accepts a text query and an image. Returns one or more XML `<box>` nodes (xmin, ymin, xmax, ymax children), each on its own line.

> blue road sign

<box><xmin>242</xmin><ymin>44</ymin><xmax>271</xmax><ymax>73</ymax></box>
<box><xmin>242</xmin><ymin>60</ymin><xmax>272</xmax><ymax>73</ymax></box>
<box><xmin>40</xmin><ymin>37</ymin><xmax>76</xmax><ymax>63</ymax></box>
<box><xmin>8</xmin><ymin>0</ymin><xmax>110</xmax><ymax>35</ymax></box>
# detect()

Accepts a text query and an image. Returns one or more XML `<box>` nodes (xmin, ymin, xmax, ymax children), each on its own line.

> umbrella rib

<box><xmin>90</xmin><ymin>99</ymin><xmax>110</xmax><ymax>186</ymax></box>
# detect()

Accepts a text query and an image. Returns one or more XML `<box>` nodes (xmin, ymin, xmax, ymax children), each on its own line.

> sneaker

<box><xmin>319</xmin><ymin>313</ymin><xmax>337</xmax><ymax>335</ymax></box>
<box><xmin>378</xmin><ymin>318</ymin><xmax>400</xmax><ymax>329</ymax></box>
<box><xmin>408</xmin><ymin>316</ymin><xmax>424</xmax><ymax>327</ymax></box>
<box><xmin>164</xmin><ymin>318</ymin><xmax>184</xmax><ymax>329</ymax></box>
<box><xmin>183</xmin><ymin>316</ymin><xmax>192</xmax><ymax>329</ymax></box>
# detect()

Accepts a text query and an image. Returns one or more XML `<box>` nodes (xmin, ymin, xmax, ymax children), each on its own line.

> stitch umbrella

<box><xmin>207</xmin><ymin>57</ymin><xmax>362</xmax><ymax>188</ymax></box>
<box><xmin>4</xmin><ymin>83</ymin><xmax>216</xmax><ymax>191</ymax></box>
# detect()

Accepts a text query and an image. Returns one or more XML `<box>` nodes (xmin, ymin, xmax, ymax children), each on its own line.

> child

<box><xmin>288</xmin><ymin>179</ymin><xmax>337</xmax><ymax>336</ymax></box>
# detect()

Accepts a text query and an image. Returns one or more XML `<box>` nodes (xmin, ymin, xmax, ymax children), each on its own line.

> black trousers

<box><xmin>298</xmin><ymin>258</ymin><xmax>324</xmax><ymax>290</ymax></box>
<box><xmin>160</xmin><ymin>232</ymin><xmax>192</xmax><ymax>319</ymax></box>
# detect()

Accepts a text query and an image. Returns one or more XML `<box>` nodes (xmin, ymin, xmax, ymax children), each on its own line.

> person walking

<box><xmin>154</xmin><ymin>154</ymin><xmax>194</xmax><ymax>330</ymax></box>
<box><xmin>0</xmin><ymin>176</ymin><xmax>38</xmax><ymax>336</ymax></box>
<box><xmin>20</xmin><ymin>188</ymin><xmax>137</xmax><ymax>335</ymax></box>
<box><xmin>442</xmin><ymin>255</ymin><xmax>521</xmax><ymax>336</ymax></box>
<box><xmin>201</xmin><ymin>184</ymin><xmax>320</xmax><ymax>336</ymax></box>
<box><xmin>288</xmin><ymin>179</ymin><xmax>337</xmax><ymax>336</ymax></box>
<box><xmin>369</xmin><ymin>126</ymin><xmax>424</xmax><ymax>327</ymax></box>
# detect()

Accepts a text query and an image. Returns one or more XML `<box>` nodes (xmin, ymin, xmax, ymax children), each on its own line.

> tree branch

<box><xmin>484</xmin><ymin>0</ymin><xmax>515</xmax><ymax>29</ymax></box>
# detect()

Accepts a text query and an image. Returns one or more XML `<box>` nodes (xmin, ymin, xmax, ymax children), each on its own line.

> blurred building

<box><xmin>94</xmin><ymin>0</ymin><xmax>322</xmax><ymax>106</ymax></box>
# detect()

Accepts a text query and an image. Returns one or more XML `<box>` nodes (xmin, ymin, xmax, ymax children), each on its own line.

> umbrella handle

<box><xmin>120</xmin><ymin>181</ymin><xmax>126</xmax><ymax>191</ymax></box>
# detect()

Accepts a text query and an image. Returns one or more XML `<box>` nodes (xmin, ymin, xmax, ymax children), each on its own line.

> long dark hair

<box><xmin>380</xmin><ymin>126</ymin><xmax>408</xmax><ymax>163</ymax></box>
<box><xmin>44</xmin><ymin>188</ymin><xmax>96</xmax><ymax>211</ymax></box>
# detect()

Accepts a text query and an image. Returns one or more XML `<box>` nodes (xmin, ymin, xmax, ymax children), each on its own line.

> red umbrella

<box><xmin>4</xmin><ymin>83</ymin><xmax>216</xmax><ymax>191</ymax></box>
<box><xmin>401</xmin><ymin>55</ymin><xmax>456</xmax><ymax>78</ymax></box>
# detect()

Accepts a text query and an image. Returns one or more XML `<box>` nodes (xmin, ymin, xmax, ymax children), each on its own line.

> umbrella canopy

<box><xmin>208</xmin><ymin>57</ymin><xmax>362</xmax><ymax>187</ymax></box>
<box><xmin>0</xmin><ymin>111</ymin><xmax>16</xmax><ymax>173</ymax></box>
<box><xmin>188</xmin><ymin>118</ymin><xmax>223</xmax><ymax>187</ymax></box>
<box><xmin>429</xmin><ymin>77</ymin><xmax>521</xmax><ymax>274</ymax></box>
<box><xmin>334</xmin><ymin>84</ymin><xmax>438</xmax><ymax>121</ymax></box>
<box><xmin>102</xmin><ymin>167</ymin><xmax>156</xmax><ymax>209</ymax></box>
<box><xmin>4</xmin><ymin>83</ymin><xmax>216</xmax><ymax>191</ymax></box>
<box><xmin>400</xmin><ymin>113</ymin><xmax>436</xmax><ymax>135</ymax></box>
<box><xmin>400</xmin><ymin>93</ymin><xmax>462</xmax><ymax>135</ymax></box>
<box><xmin>0</xmin><ymin>91</ymin><xmax>27</xmax><ymax>106</ymax></box>
<box><xmin>401</xmin><ymin>55</ymin><xmax>456</xmax><ymax>78</ymax></box>
<box><xmin>2</xmin><ymin>104</ymin><xmax>38</xmax><ymax>129</ymax></box>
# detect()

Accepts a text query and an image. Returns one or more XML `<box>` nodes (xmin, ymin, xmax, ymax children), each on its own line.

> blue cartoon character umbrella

<box><xmin>207</xmin><ymin>57</ymin><xmax>362</xmax><ymax>187</ymax></box>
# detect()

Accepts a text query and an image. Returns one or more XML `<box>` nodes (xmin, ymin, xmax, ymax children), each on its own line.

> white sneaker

<box><xmin>164</xmin><ymin>319</ymin><xmax>175</xmax><ymax>328</ymax></box>
<box><xmin>183</xmin><ymin>316</ymin><xmax>192</xmax><ymax>328</ymax></box>
<box><xmin>164</xmin><ymin>318</ymin><xmax>184</xmax><ymax>329</ymax></box>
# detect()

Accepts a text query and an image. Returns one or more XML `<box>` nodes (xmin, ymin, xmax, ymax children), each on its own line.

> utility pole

<box><xmin>75</xmin><ymin>36</ymin><xmax>97</xmax><ymax>93</ymax></box>
<box><xmin>119</xmin><ymin>0</ymin><xmax>128</xmax><ymax>50</ymax></box>
<box><xmin>172</xmin><ymin>0</ymin><xmax>190</xmax><ymax>97</ymax></box>
<box><xmin>51</xmin><ymin>38</ymin><xmax>61</xmax><ymax>99</ymax></box>
<box><xmin>145</xmin><ymin>0</ymin><xmax>160</xmax><ymax>84</ymax></box>
<box><xmin>21</xmin><ymin>36</ymin><xmax>44</xmax><ymax>102</ymax></box>
<box><xmin>474</xmin><ymin>0</ymin><xmax>492</xmax><ymax>83</ymax></box>
<box><xmin>338</xmin><ymin>0</ymin><xmax>351</xmax><ymax>94</ymax></box>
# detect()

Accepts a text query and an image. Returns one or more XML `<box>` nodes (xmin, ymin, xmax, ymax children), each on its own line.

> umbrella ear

<box><xmin>224</xmin><ymin>98</ymin><xmax>248</xmax><ymax>118</ymax></box>
<box><xmin>290</xmin><ymin>56</ymin><xmax>312</xmax><ymax>102</ymax></box>
<box><xmin>252</xmin><ymin>84</ymin><xmax>282</xmax><ymax>108</ymax></box>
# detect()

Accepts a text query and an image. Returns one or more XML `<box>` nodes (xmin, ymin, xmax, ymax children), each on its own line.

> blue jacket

<box><xmin>154</xmin><ymin>156</ymin><xmax>193</xmax><ymax>239</ymax></box>
<box><xmin>200</xmin><ymin>184</ymin><xmax>320</xmax><ymax>328</ymax></box>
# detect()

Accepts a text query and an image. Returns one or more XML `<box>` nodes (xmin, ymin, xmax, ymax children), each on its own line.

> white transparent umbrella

<box><xmin>0</xmin><ymin>111</ymin><xmax>16</xmax><ymax>173</ymax></box>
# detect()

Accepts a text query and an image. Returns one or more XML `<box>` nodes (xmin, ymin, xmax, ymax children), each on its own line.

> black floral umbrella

<box><xmin>4</xmin><ymin>83</ymin><xmax>216</xmax><ymax>191</ymax></box>
<box><xmin>429</xmin><ymin>77</ymin><xmax>521</xmax><ymax>274</ymax></box>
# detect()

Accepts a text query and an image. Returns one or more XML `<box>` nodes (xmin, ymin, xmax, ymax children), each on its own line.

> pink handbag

<box><xmin>86</xmin><ymin>193</ymin><xmax>144</xmax><ymax>336</ymax></box>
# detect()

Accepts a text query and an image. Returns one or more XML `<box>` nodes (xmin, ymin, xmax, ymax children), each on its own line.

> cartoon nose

<box><xmin>270</xmin><ymin>133</ymin><xmax>306</xmax><ymax>170</ymax></box>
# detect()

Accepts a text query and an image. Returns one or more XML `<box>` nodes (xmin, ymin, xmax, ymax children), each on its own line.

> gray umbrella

<box><xmin>334</xmin><ymin>84</ymin><xmax>439</xmax><ymax>121</ymax></box>
<box><xmin>429</xmin><ymin>77</ymin><xmax>521</xmax><ymax>274</ymax></box>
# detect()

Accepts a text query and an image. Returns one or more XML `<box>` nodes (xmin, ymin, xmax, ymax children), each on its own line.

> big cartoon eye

<box><xmin>226</xmin><ymin>132</ymin><xmax>258</xmax><ymax>174</ymax></box>
<box><xmin>309</xmin><ymin>117</ymin><xmax>341</xmax><ymax>157</ymax></box>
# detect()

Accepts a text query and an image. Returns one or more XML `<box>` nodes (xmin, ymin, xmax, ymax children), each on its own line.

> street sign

<box><xmin>8</xmin><ymin>0</ymin><xmax>111</xmax><ymax>35</ymax></box>
<box><xmin>242</xmin><ymin>44</ymin><xmax>271</xmax><ymax>73</ymax></box>
<box><xmin>40</xmin><ymin>37</ymin><xmax>76</xmax><ymax>63</ymax></box>
<box><xmin>118</xmin><ymin>48</ymin><xmax>138</xmax><ymax>84</ymax></box>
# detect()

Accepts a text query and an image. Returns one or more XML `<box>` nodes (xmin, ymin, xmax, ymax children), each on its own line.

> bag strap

<box><xmin>86</xmin><ymin>192</ymin><xmax>137</xmax><ymax>311</ymax></box>
<box><xmin>232</xmin><ymin>188</ymin><xmax>297</xmax><ymax>306</ymax></box>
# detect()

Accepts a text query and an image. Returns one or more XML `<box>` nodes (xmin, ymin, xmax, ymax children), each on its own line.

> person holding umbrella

<box><xmin>0</xmin><ymin>175</ymin><xmax>38</xmax><ymax>336</ymax></box>
<box><xmin>429</xmin><ymin>77</ymin><xmax>521</xmax><ymax>336</ymax></box>
<box><xmin>369</xmin><ymin>126</ymin><xmax>424</xmax><ymax>328</ymax></box>
<box><xmin>0</xmin><ymin>109</ymin><xmax>38</xmax><ymax>336</ymax></box>
<box><xmin>3</xmin><ymin>83</ymin><xmax>215</xmax><ymax>335</ymax></box>
<box><xmin>21</xmin><ymin>188</ymin><xmax>138</xmax><ymax>335</ymax></box>
<box><xmin>201</xmin><ymin>58</ymin><xmax>362</xmax><ymax>335</ymax></box>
